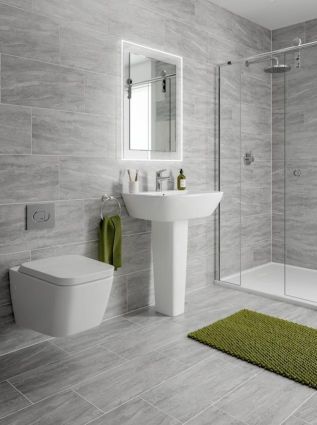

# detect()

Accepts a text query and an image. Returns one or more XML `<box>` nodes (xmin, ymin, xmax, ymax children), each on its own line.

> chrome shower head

<box><xmin>264</xmin><ymin>57</ymin><xmax>291</xmax><ymax>73</ymax></box>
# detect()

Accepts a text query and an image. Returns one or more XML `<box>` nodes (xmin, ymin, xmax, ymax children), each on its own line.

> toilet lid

<box><xmin>19</xmin><ymin>255</ymin><xmax>114</xmax><ymax>286</ymax></box>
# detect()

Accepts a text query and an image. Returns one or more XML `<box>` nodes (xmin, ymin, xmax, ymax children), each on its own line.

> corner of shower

<box><xmin>216</xmin><ymin>40</ymin><xmax>317</xmax><ymax>310</ymax></box>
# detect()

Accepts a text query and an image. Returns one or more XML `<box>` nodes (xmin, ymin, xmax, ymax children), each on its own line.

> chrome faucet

<box><xmin>156</xmin><ymin>169</ymin><xmax>171</xmax><ymax>192</ymax></box>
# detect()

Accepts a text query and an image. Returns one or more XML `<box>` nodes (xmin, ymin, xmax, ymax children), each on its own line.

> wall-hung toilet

<box><xmin>9</xmin><ymin>255</ymin><xmax>114</xmax><ymax>337</ymax></box>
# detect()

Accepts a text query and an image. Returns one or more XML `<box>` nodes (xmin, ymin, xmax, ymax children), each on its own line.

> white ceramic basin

<box><xmin>122</xmin><ymin>190</ymin><xmax>223</xmax><ymax>222</ymax></box>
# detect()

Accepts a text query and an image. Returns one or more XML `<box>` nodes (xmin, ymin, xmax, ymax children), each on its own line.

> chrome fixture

<box><xmin>293</xmin><ymin>169</ymin><xmax>302</xmax><ymax>177</ymax></box>
<box><xmin>243</xmin><ymin>152</ymin><xmax>255</xmax><ymax>166</ymax></box>
<box><xmin>294</xmin><ymin>37</ymin><xmax>302</xmax><ymax>69</ymax></box>
<box><xmin>264</xmin><ymin>57</ymin><xmax>291</xmax><ymax>73</ymax></box>
<box><xmin>156</xmin><ymin>169</ymin><xmax>171</xmax><ymax>191</ymax></box>
<box><xmin>126</xmin><ymin>73</ymin><xmax>176</xmax><ymax>99</ymax></box>
<box><xmin>100</xmin><ymin>194</ymin><xmax>122</xmax><ymax>219</ymax></box>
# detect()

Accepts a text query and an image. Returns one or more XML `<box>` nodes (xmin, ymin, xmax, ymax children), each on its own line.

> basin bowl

<box><xmin>122</xmin><ymin>190</ymin><xmax>223</xmax><ymax>222</ymax></box>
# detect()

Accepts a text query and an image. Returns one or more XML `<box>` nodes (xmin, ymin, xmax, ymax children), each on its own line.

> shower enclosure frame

<box><xmin>216</xmin><ymin>39</ymin><xmax>317</xmax><ymax>310</ymax></box>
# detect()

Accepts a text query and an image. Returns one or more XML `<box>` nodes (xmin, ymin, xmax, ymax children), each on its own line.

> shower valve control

<box><xmin>243</xmin><ymin>152</ymin><xmax>255</xmax><ymax>166</ymax></box>
<box><xmin>293</xmin><ymin>169</ymin><xmax>302</xmax><ymax>177</ymax></box>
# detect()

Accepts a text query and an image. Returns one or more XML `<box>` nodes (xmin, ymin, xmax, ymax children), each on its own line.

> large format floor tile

<box><xmin>0</xmin><ymin>381</ymin><xmax>30</xmax><ymax>419</ymax></box>
<box><xmin>88</xmin><ymin>397</ymin><xmax>180</xmax><ymax>425</ymax></box>
<box><xmin>75</xmin><ymin>351</ymin><xmax>188</xmax><ymax>413</ymax></box>
<box><xmin>186</xmin><ymin>405</ymin><xmax>246</xmax><ymax>425</ymax></box>
<box><xmin>9</xmin><ymin>346</ymin><xmax>123</xmax><ymax>402</ymax></box>
<box><xmin>0</xmin><ymin>390</ymin><xmax>102</xmax><ymax>425</ymax></box>
<box><xmin>142</xmin><ymin>351</ymin><xmax>259</xmax><ymax>423</ymax></box>
<box><xmin>292</xmin><ymin>392</ymin><xmax>317</xmax><ymax>424</ymax></box>
<box><xmin>216</xmin><ymin>370</ymin><xmax>314</xmax><ymax>425</ymax></box>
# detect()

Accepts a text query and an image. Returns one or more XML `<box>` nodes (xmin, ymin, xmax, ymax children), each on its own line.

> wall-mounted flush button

<box><xmin>26</xmin><ymin>203</ymin><xmax>55</xmax><ymax>230</ymax></box>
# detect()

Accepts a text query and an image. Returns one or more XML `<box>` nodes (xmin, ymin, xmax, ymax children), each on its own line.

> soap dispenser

<box><xmin>177</xmin><ymin>169</ymin><xmax>186</xmax><ymax>190</ymax></box>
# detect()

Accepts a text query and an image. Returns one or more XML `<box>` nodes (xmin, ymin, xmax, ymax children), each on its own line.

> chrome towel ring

<box><xmin>100</xmin><ymin>194</ymin><xmax>122</xmax><ymax>219</ymax></box>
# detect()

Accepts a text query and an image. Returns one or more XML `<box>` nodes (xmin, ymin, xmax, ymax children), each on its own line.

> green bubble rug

<box><xmin>188</xmin><ymin>309</ymin><xmax>317</xmax><ymax>389</ymax></box>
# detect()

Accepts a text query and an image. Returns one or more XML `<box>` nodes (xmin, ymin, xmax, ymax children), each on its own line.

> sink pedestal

<box><xmin>152</xmin><ymin>220</ymin><xmax>188</xmax><ymax>316</ymax></box>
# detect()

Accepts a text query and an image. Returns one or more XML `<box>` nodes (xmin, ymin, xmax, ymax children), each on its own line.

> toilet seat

<box><xmin>19</xmin><ymin>255</ymin><xmax>114</xmax><ymax>286</ymax></box>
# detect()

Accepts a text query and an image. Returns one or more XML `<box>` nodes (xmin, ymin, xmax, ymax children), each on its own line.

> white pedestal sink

<box><xmin>122</xmin><ymin>190</ymin><xmax>223</xmax><ymax>316</ymax></box>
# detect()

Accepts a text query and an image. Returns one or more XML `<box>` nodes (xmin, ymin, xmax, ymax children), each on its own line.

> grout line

<box><xmin>72</xmin><ymin>389</ymin><xmax>105</xmax><ymax>414</ymax></box>
<box><xmin>138</xmin><ymin>396</ymin><xmax>183</xmax><ymax>424</ymax></box>
<box><xmin>278</xmin><ymin>392</ymin><xmax>315</xmax><ymax>425</ymax></box>
<box><xmin>7</xmin><ymin>380</ymin><xmax>34</xmax><ymax>405</ymax></box>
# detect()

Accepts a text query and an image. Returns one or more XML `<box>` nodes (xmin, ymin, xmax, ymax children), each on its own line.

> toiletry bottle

<box><xmin>177</xmin><ymin>169</ymin><xmax>186</xmax><ymax>190</ymax></box>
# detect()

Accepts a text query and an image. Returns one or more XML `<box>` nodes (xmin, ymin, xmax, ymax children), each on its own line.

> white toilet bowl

<box><xmin>9</xmin><ymin>255</ymin><xmax>114</xmax><ymax>337</ymax></box>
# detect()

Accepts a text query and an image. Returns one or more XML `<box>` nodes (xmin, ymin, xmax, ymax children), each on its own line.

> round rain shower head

<box><xmin>264</xmin><ymin>57</ymin><xmax>291</xmax><ymax>73</ymax></box>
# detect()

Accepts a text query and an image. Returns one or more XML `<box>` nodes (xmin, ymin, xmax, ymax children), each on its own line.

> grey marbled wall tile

<box><xmin>0</xmin><ymin>0</ymin><xmax>32</xmax><ymax>10</ymax></box>
<box><xmin>84</xmin><ymin>71</ymin><xmax>118</xmax><ymax>117</ymax></box>
<box><xmin>305</xmin><ymin>19</ymin><xmax>317</xmax><ymax>43</ymax></box>
<box><xmin>9</xmin><ymin>345</ymin><xmax>123</xmax><ymax>403</ymax></box>
<box><xmin>0</xmin><ymin>104</ymin><xmax>31</xmax><ymax>154</ymax></box>
<box><xmin>104</xmin><ymin>274</ymin><xmax>128</xmax><ymax>319</ymax></box>
<box><xmin>183</xmin><ymin>122</ymin><xmax>214</xmax><ymax>162</ymax></box>
<box><xmin>188</xmin><ymin>220</ymin><xmax>213</xmax><ymax>258</ymax></box>
<box><xmin>241</xmin><ymin>160</ymin><xmax>271</xmax><ymax>188</ymax></box>
<box><xmin>241</xmin><ymin>72</ymin><xmax>271</xmax><ymax>106</ymax></box>
<box><xmin>0</xmin><ymin>303</ymin><xmax>14</xmax><ymax>325</ymax></box>
<box><xmin>0</xmin><ymin>156</ymin><xmax>59</xmax><ymax>203</ymax></box>
<box><xmin>0</xmin><ymin>251</ymin><xmax>30</xmax><ymax>307</ymax></box>
<box><xmin>130</xmin><ymin>0</ymin><xmax>194</xmax><ymax>22</ymax></box>
<box><xmin>1</xmin><ymin>55</ymin><xmax>85</xmax><ymax>111</ymax></box>
<box><xmin>194</xmin><ymin>0</ymin><xmax>233</xmax><ymax>41</ymax></box>
<box><xmin>104</xmin><ymin>319</ymin><xmax>185</xmax><ymax>360</ymax></box>
<box><xmin>241</xmin><ymin>213</ymin><xmax>271</xmax><ymax>248</ymax></box>
<box><xmin>32</xmin><ymin>0</ymin><xmax>111</xmax><ymax>32</ymax></box>
<box><xmin>0</xmin><ymin>390</ymin><xmax>102</xmax><ymax>425</ymax></box>
<box><xmin>241</xmin><ymin>104</ymin><xmax>271</xmax><ymax>135</ymax></box>
<box><xmin>186</xmin><ymin>254</ymin><xmax>213</xmax><ymax>292</ymax></box>
<box><xmin>31</xmin><ymin>241</ymin><xmax>98</xmax><ymax>261</ymax></box>
<box><xmin>242</xmin><ymin>132</ymin><xmax>271</xmax><ymax>162</ymax></box>
<box><xmin>272</xmin><ymin>238</ymin><xmax>284</xmax><ymax>264</ymax></box>
<box><xmin>272</xmin><ymin>160</ymin><xmax>284</xmax><ymax>214</ymax></box>
<box><xmin>88</xmin><ymin>397</ymin><xmax>180</xmax><ymax>425</ymax></box>
<box><xmin>164</xmin><ymin>18</ymin><xmax>208</xmax><ymax>61</ymax></box>
<box><xmin>186</xmin><ymin>405</ymin><xmax>246</xmax><ymax>425</ymax></box>
<box><xmin>241</xmin><ymin>186</ymin><xmax>271</xmax><ymax>217</ymax></box>
<box><xmin>59</xmin><ymin>157</ymin><xmax>120</xmax><ymax>199</ymax></box>
<box><xmin>293</xmin><ymin>393</ymin><xmax>317</xmax><ymax>424</ymax></box>
<box><xmin>0</xmin><ymin>341</ymin><xmax>68</xmax><ymax>382</ymax></box>
<box><xmin>118</xmin><ymin>232</ymin><xmax>152</xmax><ymax>276</ymax></box>
<box><xmin>0</xmin><ymin>205</ymin><xmax>26</xmax><ymax>252</ymax></box>
<box><xmin>0</xmin><ymin>3</ymin><xmax>59</xmax><ymax>62</ymax></box>
<box><xmin>0</xmin><ymin>381</ymin><xmax>30</xmax><ymax>419</ymax></box>
<box><xmin>32</xmin><ymin>108</ymin><xmax>115</xmax><ymax>157</ymax></box>
<box><xmin>272</xmin><ymin>212</ymin><xmax>284</xmax><ymax>241</ymax></box>
<box><xmin>272</xmin><ymin>112</ymin><xmax>285</xmax><ymax>161</ymax></box>
<box><xmin>75</xmin><ymin>351</ymin><xmax>186</xmax><ymax>412</ymax></box>
<box><xmin>0</xmin><ymin>321</ymin><xmax>50</xmax><ymax>357</ymax></box>
<box><xmin>53</xmin><ymin>316</ymin><xmax>138</xmax><ymax>355</ymax></box>
<box><xmin>242</xmin><ymin>239</ymin><xmax>271</xmax><ymax>271</ymax></box>
<box><xmin>216</xmin><ymin>370</ymin><xmax>314</xmax><ymax>425</ymax></box>
<box><xmin>272</xmin><ymin>23</ymin><xmax>305</xmax><ymax>50</ymax></box>
<box><xmin>127</xmin><ymin>269</ymin><xmax>154</xmax><ymax>311</ymax></box>
<box><xmin>60</xmin><ymin>24</ymin><xmax>118</xmax><ymax>73</ymax></box>
<box><xmin>142</xmin><ymin>352</ymin><xmax>257</xmax><ymax>423</ymax></box>
<box><xmin>285</xmin><ymin>217</ymin><xmax>317</xmax><ymax>269</ymax></box>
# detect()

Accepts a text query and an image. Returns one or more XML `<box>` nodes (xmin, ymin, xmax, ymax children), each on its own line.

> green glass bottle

<box><xmin>177</xmin><ymin>169</ymin><xmax>186</xmax><ymax>190</ymax></box>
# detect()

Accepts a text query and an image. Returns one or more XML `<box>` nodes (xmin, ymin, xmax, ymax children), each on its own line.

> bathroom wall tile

<box><xmin>32</xmin><ymin>108</ymin><xmax>115</xmax><ymax>157</ymax></box>
<box><xmin>188</xmin><ymin>220</ymin><xmax>213</xmax><ymax>258</ymax></box>
<box><xmin>0</xmin><ymin>390</ymin><xmax>102</xmax><ymax>425</ymax></box>
<box><xmin>272</xmin><ymin>112</ymin><xmax>285</xmax><ymax>161</ymax></box>
<box><xmin>60</xmin><ymin>24</ymin><xmax>118</xmax><ymax>73</ymax></box>
<box><xmin>272</xmin><ymin>238</ymin><xmax>284</xmax><ymax>264</ymax></box>
<box><xmin>282</xmin><ymin>417</ymin><xmax>308</xmax><ymax>425</ymax></box>
<box><xmin>0</xmin><ymin>303</ymin><xmax>14</xmax><ymax>325</ymax></box>
<box><xmin>31</xmin><ymin>241</ymin><xmax>98</xmax><ymax>261</ymax></box>
<box><xmin>104</xmin><ymin>275</ymin><xmax>128</xmax><ymax>319</ymax></box>
<box><xmin>130</xmin><ymin>0</ymin><xmax>195</xmax><ymax>23</ymax></box>
<box><xmin>0</xmin><ymin>251</ymin><xmax>30</xmax><ymax>307</ymax></box>
<box><xmin>216</xmin><ymin>370</ymin><xmax>314</xmax><ymax>425</ymax></box>
<box><xmin>0</xmin><ymin>156</ymin><xmax>59</xmax><ymax>204</ymax></box>
<box><xmin>241</xmin><ymin>131</ymin><xmax>271</xmax><ymax>162</ymax></box>
<box><xmin>0</xmin><ymin>381</ymin><xmax>30</xmax><ymax>419</ymax></box>
<box><xmin>53</xmin><ymin>316</ymin><xmax>139</xmax><ymax>355</ymax></box>
<box><xmin>285</xmin><ymin>217</ymin><xmax>317</xmax><ymax>269</ymax></box>
<box><xmin>127</xmin><ymin>269</ymin><xmax>154</xmax><ymax>311</ymax></box>
<box><xmin>1</xmin><ymin>55</ymin><xmax>85</xmax><ymax>111</ymax></box>
<box><xmin>272</xmin><ymin>23</ymin><xmax>305</xmax><ymax>50</ymax></box>
<box><xmin>88</xmin><ymin>397</ymin><xmax>180</xmax><ymax>425</ymax></box>
<box><xmin>32</xmin><ymin>0</ymin><xmax>111</xmax><ymax>32</ymax></box>
<box><xmin>84</xmin><ymin>72</ymin><xmax>119</xmax><ymax>118</ymax></box>
<box><xmin>0</xmin><ymin>104</ymin><xmax>31</xmax><ymax>154</ymax></box>
<box><xmin>0</xmin><ymin>0</ymin><xmax>32</xmax><ymax>11</ymax></box>
<box><xmin>75</xmin><ymin>351</ymin><xmax>186</xmax><ymax>412</ymax></box>
<box><xmin>119</xmin><ymin>232</ymin><xmax>152</xmax><ymax>276</ymax></box>
<box><xmin>9</xmin><ymin>345</ymin><xmax>123</xmax><ymax>402</ymax></box>
<box><xmin>242</xmin><ymin>213</ymin><xmax>271</xmax><ymax>247</ymax></box>
<box><xmin>305</xmin><ymin>18</ymin><xmax>317</xmax><ymax>43</ymax></box>
<box><xmin>0</xmin><ymin>3</ymin><xmax>59</xmax><ymax>62</ymax></box>
<box><xmin>242</xmin><ymin>239</ymin><xmax>271</xmax><ymax>271</ymax></box>
<box><xmin>142</xmin><ymin>351</ymin><xmax>257</xmax><ymax>423</ymax></box>
<box><xmin>241</xmin><ymin>160</ymin><xmax>271</xmax><ymax>188</ymax></box>
<box><xmin>272</xmin><ymin>160</ymin><xmax>285</xmax><ymax>214</ymax></box>
<box><xmin>241</xmin><ymin>186</ymin><xmax>271</xmax><ymax>217</ymax></box>
<box><xmin>272</xmin><ymin>212</ymin><xmax>284</xmax><ymax>240</ymax></box>
<box><xmin>187</xmin><ymin>254</ymin><xmax>213</xmax><ymax>292</ymax></box>
<box><xmin>0</xmin><ymin>341</ymin><xmax>68</xmax><ymax>381</ymax></box>
<box><xmin>59</xmin><ymin>157</ymin><xmax>120</xmax><ymax>199</ymax></box>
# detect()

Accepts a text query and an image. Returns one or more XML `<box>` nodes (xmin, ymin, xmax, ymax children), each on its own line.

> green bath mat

<box><xmin>188</xmin><ymin>309</ymin><xmax>317</xmax><ymax>389</ymax></box>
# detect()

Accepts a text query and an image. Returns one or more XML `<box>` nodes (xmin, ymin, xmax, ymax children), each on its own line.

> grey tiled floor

<box><xmin>0</xmin><ymin>284</ymin><xmax>317</xmax><ymax>424</ymax></box>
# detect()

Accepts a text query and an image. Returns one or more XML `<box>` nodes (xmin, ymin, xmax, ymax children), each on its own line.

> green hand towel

<box><xmin>99</xmin><ymin>215</ymin><xmax>122</xmax><ymax>271</ymax></box>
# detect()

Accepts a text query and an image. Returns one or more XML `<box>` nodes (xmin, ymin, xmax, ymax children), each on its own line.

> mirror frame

<box><xmin>121</xmin><ymin>40</ymin><xmax>183</xmax><ymax>161</ymax></box>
